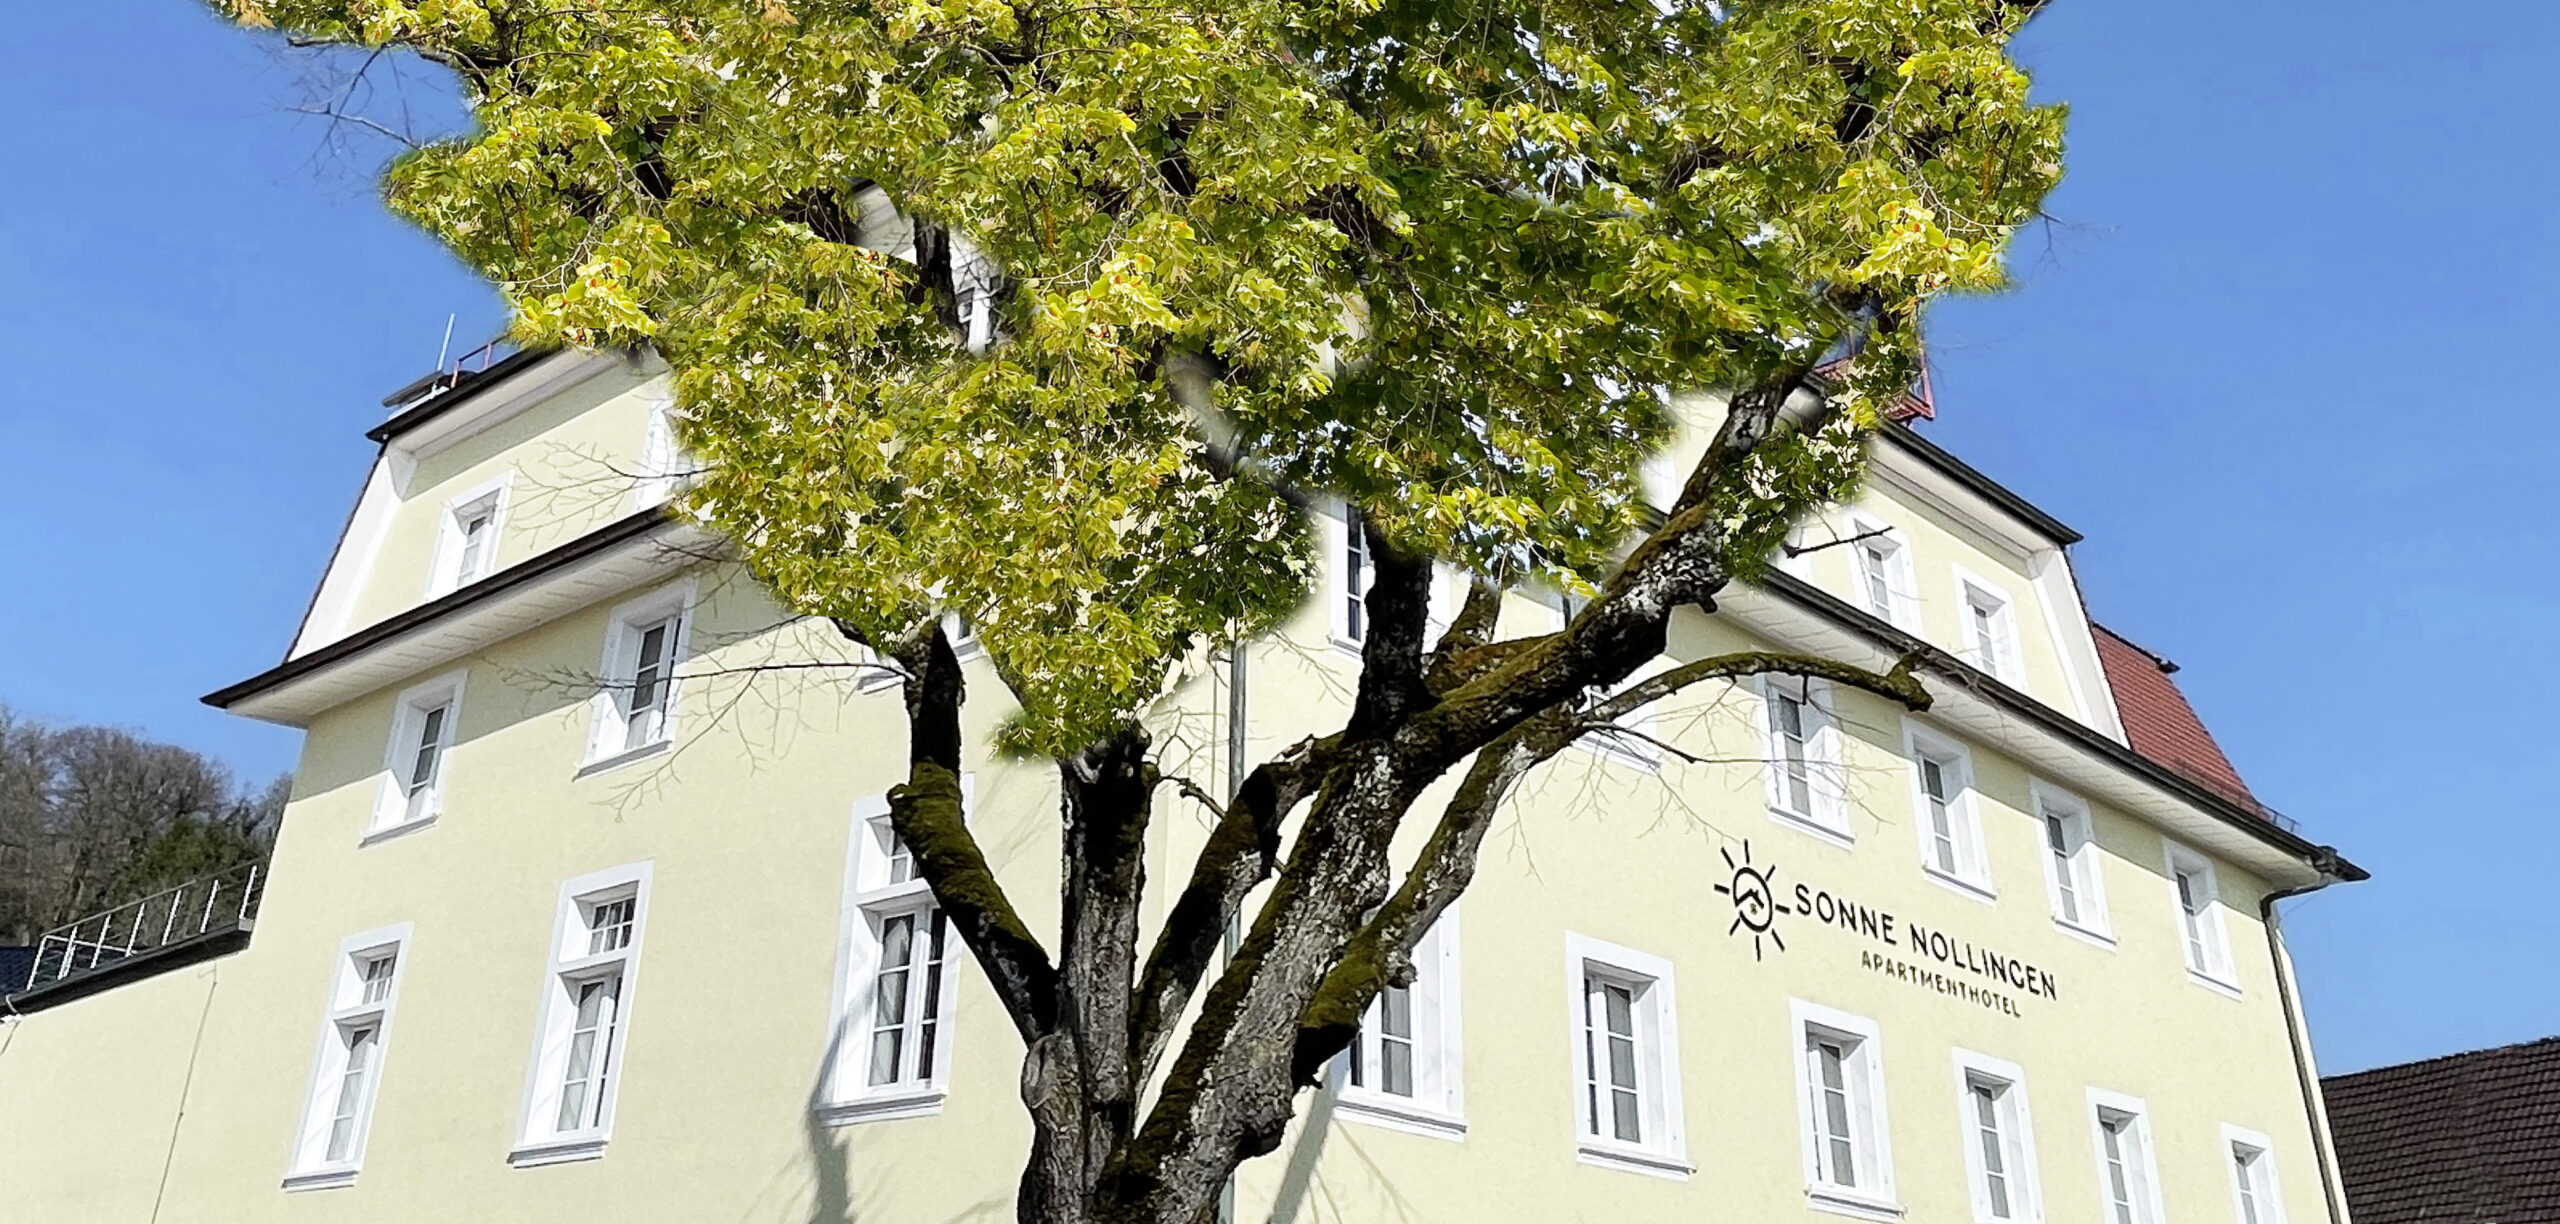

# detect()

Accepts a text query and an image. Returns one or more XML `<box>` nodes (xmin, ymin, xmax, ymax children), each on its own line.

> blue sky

<box><xmin>0</xmin><ymin>3</ymin><xmax>2549</xmax><ymax>1075</ymax></box>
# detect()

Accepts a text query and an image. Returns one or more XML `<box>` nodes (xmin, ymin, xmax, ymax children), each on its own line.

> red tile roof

<box><xmin>2322</xmin><ymin>1036</ymin><xmax>2560</xmax><ymax>1224</ymax></box>
<box><xmin>2090</xmin><ymin>623</ymin><xmax>2262</xmax><ymax>814</ymax></box>
<box><xmin>1812</xmin><ymin>355</ymin><xmax>1935</xmax><ymax>421</ymax></box>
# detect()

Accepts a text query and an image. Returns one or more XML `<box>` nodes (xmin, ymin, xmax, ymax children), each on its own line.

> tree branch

<box><xmin>1127</xmin><ymin>734</ymin><xmax>1332</xmax><ymax>1084</ymax></box>
<box><xmin>1592</xmin><ymin>649</ymin><xmax>1929</xmax><ymax>724</ymax></box>
<box><xmin>887</xmin><ymin>627</ymin><xmax>1059</xmax><ymax>1044</ymax></box>
<box><xmin>1345</xmin><ymin>516</ymin><xmax>1436</xmax><ymax>740</ymax></box>
<box><xmin>1293</xmin><ymin>649</ymin><xmax>1928</xmax><ymax>1076</ymax></box>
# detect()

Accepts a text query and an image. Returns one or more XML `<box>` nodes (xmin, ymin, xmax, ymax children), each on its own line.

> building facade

<box><xmin>0</xmin><ymin>348</ymin><xmax>2364</xmax><ymax>1224</ymax></box>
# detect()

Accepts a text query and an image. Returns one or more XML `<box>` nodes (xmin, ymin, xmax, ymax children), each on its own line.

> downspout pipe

<box><xmin>2261</xmin><ymin>846</ymin><xmax>2356</xmax><ymax>1224</ymax></box>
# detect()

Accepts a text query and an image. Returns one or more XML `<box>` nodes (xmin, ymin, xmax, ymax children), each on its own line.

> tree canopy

<box><xmin>229</xmin><ymin>0</ymin><xmax>2057</xmax><ymax>751</ymax></box>
<box><xmin>0</xmin><ymin>704</ymin><xmax>283</xmax><ymax>943</ymax></box>
<box><xmin>212</xmin><ymin>1</ymin><xmax>2062</xmax><ymax>1220</ymax></box>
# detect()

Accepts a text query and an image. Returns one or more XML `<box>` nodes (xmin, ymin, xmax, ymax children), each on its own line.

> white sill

<box><xmin>1771</xmin><ymin>807</ymin><xmax>1857</xmax><ymax>850</ymax></box>
<box><xmin>816</xmin><ymin>1088</ymin><xmax>947</xmax><ymax>1126</ymax></box>
<box><xmin>1921</xmin><ymin>865</ymin><xmax>1998</xmax><ymax>906</ymax></box>
<box><xmin>1330</xmin><ymin>633</ymin><xmax>1365</xmax><ymax>659</ymax></box>
<box><xmin>1575</xmin><ymin>1141</ymin><xmax>1693</xmax><ymax>1180</ymax></box>
<box><xmin>1807</xmin><ymin>1184</ymin><xmax>1906</xmax><ymax>1222</ymax></box>
<box><xmin>280</xmin><ymin>1168</ymin><xmax>358</xmax><ymax>1192</ymax></box>
<box><xmin>359</xmin><ymin>814</ymin><xmax>437</xmax><ymax>847</ymax></box>
<box><xmin>2187</xmin><ymin>967</ymin><xmax>2244</xmax><ymax>1000</ymax></box>
<box><xmin>1334</xmin><ymin>1094</ymin><xmax>1467</xmax><ymax>1142</ymax></box>
<box><xmin>2052</xmin><ymin>916</ymin><xmax>2117</xmax><ymax>950</ymax></box>
<box><xmin>575</xmin><ymin>738</ymin><xmax>671</xmax><ymax>779</ymax></box>
<box><xmin>508</xmin><ymin>1136</ymin><xmax>608</xmax><ymax>1168</ymax></box>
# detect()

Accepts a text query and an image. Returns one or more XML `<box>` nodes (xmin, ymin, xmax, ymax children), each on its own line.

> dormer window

<box><xmin>1956</xmin><ymin>571</ymin><xmax>2021</xmax><ymax>682</ymax></box>
<box><xmin>1846</xmin><ymin>513</ymin><xmax>1919</xmax><ymax>631</ymax></box>
<box><xmin>429</xmin><ymin>475</ymin><xmax>512</xmax><ymax>596</ymax></box>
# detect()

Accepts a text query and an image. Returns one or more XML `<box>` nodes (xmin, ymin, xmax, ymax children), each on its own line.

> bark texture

<box><xmin>872</xmin><ymin>361</ymin><xmax>1938</xmax><ymax>1224</ymax></box>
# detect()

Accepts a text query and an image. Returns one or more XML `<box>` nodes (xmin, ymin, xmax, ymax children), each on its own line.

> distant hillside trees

<box><xmin>0</xmin><ymin>705</ymin><xmax>284</xmax><ymax>943</ymax></box>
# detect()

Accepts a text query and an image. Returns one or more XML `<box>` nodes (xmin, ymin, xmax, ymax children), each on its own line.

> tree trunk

<box><xmin>1023</xmin><ymin>729</ymin><xmax>1155</xmax><ymax>1224</ymax></box>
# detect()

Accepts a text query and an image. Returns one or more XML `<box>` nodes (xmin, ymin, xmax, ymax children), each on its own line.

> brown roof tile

<box><xmin>2091</xmin><ymin>623</ymin><xmax>2262</xmax><ymax>814</ymax></box>
<box><xmin>2322</xmin><ymin>1037</ymin><xmax>2560</xmax><ymax>1224</ymax></box>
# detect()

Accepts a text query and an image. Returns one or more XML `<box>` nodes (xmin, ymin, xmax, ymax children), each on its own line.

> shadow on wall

<box><xmin>1266</xmin><ymin>1080</ymin><xmax>1433</xmax><ymax>1224</ymax></box>
<box><xmin>785</xmin><ymin>1010</ymin><xmax>1008</xmax><ymax>1224</ymax></box>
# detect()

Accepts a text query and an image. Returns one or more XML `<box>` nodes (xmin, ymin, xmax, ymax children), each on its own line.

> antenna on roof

<box><xmin>435</xmin><ymin>314</ymin><xmax>456</xmax><ymax>373</ymax></box>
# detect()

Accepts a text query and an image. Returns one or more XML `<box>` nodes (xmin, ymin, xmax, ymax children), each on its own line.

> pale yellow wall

<box><xmin>344</xmin><ymin>359</ymin><xmax>668</xmax><ymax>633</ymax></box>
<box><xmin>0</xmin><ymin>379</ymin><xmax>2340</xmax><ymax>1224</ymax></box>
<box><xmin>1794</xmin><ymin>488</ymin><xmax>2085</xmax><ymax>712</ymax></box>
<box><xmin>0</xmin><ymin>958</ymin><xmax>231</xmax><ymax>1221</ymax></box>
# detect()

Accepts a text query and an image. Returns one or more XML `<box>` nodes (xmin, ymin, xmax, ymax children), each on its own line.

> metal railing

<box><xmin>19</xmin><ymin>862</ymin><xmax>266</xmax><ymax>996</ymax></box>
<box><xmin>387</xmin><ymin>336</ymin><xmax>523</xmax><ymax>414</ymax></box>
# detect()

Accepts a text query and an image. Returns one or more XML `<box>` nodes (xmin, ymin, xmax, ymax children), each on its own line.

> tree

<box><xmin>209</xmin><ymin>1</ymin><xmax>2063</xmax><ymax>1219</ymax></box>
<box><xmin>0</xmin><ymin>704</ymin><xmax>284</xmax><ymax>942</ymax></box>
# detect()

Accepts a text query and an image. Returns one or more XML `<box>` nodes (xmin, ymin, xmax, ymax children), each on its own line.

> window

<box><xmin>2032</xmin><ymin>782</ymin><xmax>2109</xmax><ymax>941</ymax></box>
<box><xmin>633</xmin><ymin>388</ymin><xmax>689</xmax><ymax>509</ymax></box>
<box><xmin>372</xmin><ymin>671</ymin><xmax>464</xmax><ymax>839</ymax></box>
<box><xmin>822</xmin><ymin>790</ymin><xmax>970</xmax><ymax>1124</ymax></box>
<box><xmin>1906</xmin><ymin>724</ymin><xmax>1991</xmax><ymax>897</ymax></box>
<box><xmin>1793</xmin><ymin>1000</ymin><xmax>1896</xmax><ymax>1215</ymax></box>
<box><xmin>1952</xmin><ymin>1050</ymin><xmax>2042</xmax><ymax>1224</ymax></box>
<box><xmin>285</xmin><ymin>925</ymin><xmax>411</xmax><ymax>1190</ymax></box>
<box><xmin>1956</xmin><ymin>570</ymin><xmax>2021</xmax><ymax>682</ymax></box>
<box><xmin>1326</xmin><ymin>500</ymin><xmax>1373</xmax><ymax>649</ymax></box>
<box><xmin>2087</xmin><ymin>1091</ymin><xmax>2162</xmax><ymax>1224</ymax></box>
<box><xmin>513</xmin><ymin>864</ymin><xmax>651</xmax><ymax>1167</ymax></box>
<box><xmin>1762</xmin><ymin>675</ymin><xmax>1848</xmax><ymax>841</ymax></box>
<box><xmin>1847</xmin><ymin>514</ymin><xmax>1919</xmax><ymax>630</ymax></box>
<box><xmin>2164</xmin><ymin>839</ymin><xmax>2237</xmax><ymax>990</ymax></box>
<box><xmin>1337</xmin><ymin>910</ymin><xmax>1465</xmax><ymax>1139</ymax></box>
<box><xmin>428</xmin><ymin>475</ymin><xmax>512</xmax><ymax>596</ymax></box>
<box><xmin>2223</xmin><ymin>1126</ymin><xmax>2286</xmax><ymax>1224</ymax></box>
<box><xmin>585</xmin><ymin>582</ymin><xmax>693</xmax><ymax>768</ymax></box>
<box><xmin>1563</xmin><ymin>934</ymin><xmax>1688</xmax><ymax>1177</ymax></box>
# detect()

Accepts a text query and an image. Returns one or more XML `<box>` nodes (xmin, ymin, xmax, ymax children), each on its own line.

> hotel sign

<box><xmin>1714</xmin><ymin>841</ymin><xmax>2060</xmax><ymax>1018</ymax></box>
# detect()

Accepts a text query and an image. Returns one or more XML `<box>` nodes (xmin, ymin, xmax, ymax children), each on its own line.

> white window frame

<box><xmin>1761</xmin><ymin>674</ymin><xmax>1849</xmax><ymax>844</ymax></box>
<box><xmin>582</xmin><ymin>580</ymin><xmax>695</xmax><ymax>772</ymax></box>
<box><xmin>511</xmin><ymin>862</ymin><xmax>652</xmax><ymax>1167</ymax></box>
<box><xmin>1953</xmin><ymin>566</ymin><xmax>2023</xmax><ymax>683</ymax></box>
<box><xmin>427</xmin><ymin>473</ymin><xmax>512</xmax><ymax>596</ymax></box>
<box><xmin>2164</xmin><ymin>838</ymin><xmax>2240</xmax><ymax>994</ymax></box>
<box><xmin>1793</xmin><ymin>999</ymin><xmax>1899</xmax><ymax>1219</ymax></box>
<box><xmin>1562</xmin><ymin>933</ymin><xmax>1689</xmax><ymax>1178</ymax></box>
<box><xmin>1951</xmin><ymin>1048</ymin><xmax>2043</xmax><ymax>1224</ymax></box>
<box><xmin>284</xmin><ymin>923</ymin><xmax>412</xmax><ymax>1191</ymax></box>
<box><xmin>369</xmin><ymin>670</ymin><xmax>465</xmax><ymax>843</ymax></box>
<box><xmin>1329</xmin><ymin>499</ymin><xmax>1372</xmax><ymax>653</ymax></box>
<box><xmin>632</xmin><ymin>387</ymin><xmax>687</xmax><ymax>510</ymax></box>
<box><xmin>1905</xmin><ymin>722</ymin><xmax>1993</xmax><ymax>901</ymax></box>
<box><xmin>820</xmin><ymin>787</ymin><xmax>972</xmax><ymax>1124</ymax></box>
<box><xmin>1847</xmin><ymin>511</ymin><xmax>1920</xmax><ymax>632</ymax></box>
<box><xmin>2031</xmin><ymin>780</ymin><xmax>2111</xmax><ymax>944</ymax></box>
<box><xmin>2087</xmin><ymin>1089</ymin><xmax>2165</xmax><ymax>1224</ymax></box>
<box><xmin>2222</xmin><ymin>1124</ymin><xmax>2288</xmax><ymax>1224</ymax></box>
<box><xmin>1335</xmin><ymin>907</ymin><xmax>1466</xmax><ymax>1140</ymax></box>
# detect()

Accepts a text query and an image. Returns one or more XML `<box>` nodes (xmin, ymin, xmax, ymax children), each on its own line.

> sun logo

<box><xmin>1713</xmin><ymin>840</ymin><xmax>1792</xmax><ymax>960</ymax></box>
